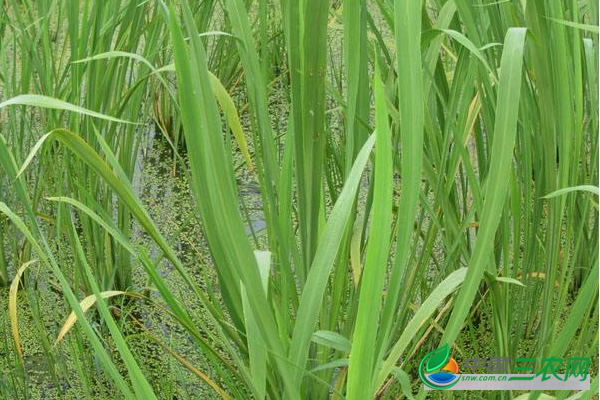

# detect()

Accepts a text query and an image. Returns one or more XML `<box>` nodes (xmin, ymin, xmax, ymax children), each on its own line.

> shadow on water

<box><xmin>133</xmin><ymin>127</ymin><xmax>267</xmax><ymax>244</ymax></box>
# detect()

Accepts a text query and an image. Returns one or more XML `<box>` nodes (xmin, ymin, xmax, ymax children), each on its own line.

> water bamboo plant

<box><xmin>0</xmin><ymin>0</ymin><xmax>598</xmax><ymax>399</ymax></box>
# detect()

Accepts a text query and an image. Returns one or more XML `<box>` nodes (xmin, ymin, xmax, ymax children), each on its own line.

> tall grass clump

<box><xmin>0</xmin><ymin>0</ymin><xmax>598</xmax><ymax>399</ymax></box>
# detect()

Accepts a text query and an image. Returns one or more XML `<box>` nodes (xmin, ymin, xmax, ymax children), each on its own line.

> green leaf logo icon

<box><xmin>425</xmin><ymin>344</ymin><xmax>450</xmax><ymax>372</ymax></box>
<box><xmin>419</xmin><ymin>344</ymin><xmax>459</xmax><ymax>389</ymax></box>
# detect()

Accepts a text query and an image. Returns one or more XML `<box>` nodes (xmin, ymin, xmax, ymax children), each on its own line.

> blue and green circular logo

<box><xmin>419</xmin><ymin>344</ymin><xmax>460</xmax><ymax>389</ymax></box>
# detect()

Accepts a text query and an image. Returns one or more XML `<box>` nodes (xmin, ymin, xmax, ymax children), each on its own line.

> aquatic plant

<box><xmin>0</xmin><ymin>0</ymin><xmax>597</xmax><ymax>399</ymax></box>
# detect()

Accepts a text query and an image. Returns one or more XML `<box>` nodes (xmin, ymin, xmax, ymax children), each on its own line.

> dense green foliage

<box><xmin>0</xmin><ymin>0</ymin><xmax>598</xmax><ymax>399</ymax></box>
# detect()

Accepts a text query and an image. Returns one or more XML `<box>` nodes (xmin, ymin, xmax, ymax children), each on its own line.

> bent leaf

<box><xmin>55</xmin><ymin>291</ymin><xmax>127</xmax><ymax>345</ymax></box>
<box><xmin>73</xmin><ymin>53</ymin><xmax>254</xmax><ymax>171</ymax></box>
<box><xmin>0</xmin><ymin>94</ymin><xmax>136</xmax><ymax>124</ymax></box>
<box><xmin>311</xmin><ymin>331</ymin><xmax>352</xmax><ymax>353</ymax></box>
<box><xmin>377</xmin><ymin>267</ymin><xmax>468</xmax><ymax>389</ymax></box>
<box><xmin>9</xmin><ymin>260</ymin><xmax>37</xmax><ymax>360</ymax></box>
<box><xmin>542</xmin><ymin>185</ymin><xmax>599</xmax><ymax>198</ymax></box>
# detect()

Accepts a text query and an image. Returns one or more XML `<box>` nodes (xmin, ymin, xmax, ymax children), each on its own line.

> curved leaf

<box><xmin>0</xmin><ymin>94</ymin><xmax>136</xmax><ymax>124</ymax></box>
<box><xmin>312</xmin><ymin>331</ymin><xmax>352</xmax><ymax>353</ymax></box>
<box><xmin>542</xmin><ymin>185</ymin><xmax>599</xmax><ymax>199</ymax></box>
<box><xmin>376</xmin><ymin>267</ymin><xmax>467</xmax><ymax>389</ymax></box>
<box><xmin>8</xmin><ymin>260</ymin><xmax>37</xmax><ymax>360</ymax></box>
<box><xmin>55</xmin><ymin>291</ymin><xmax>128</xmax><ymax>345</ymax></box>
